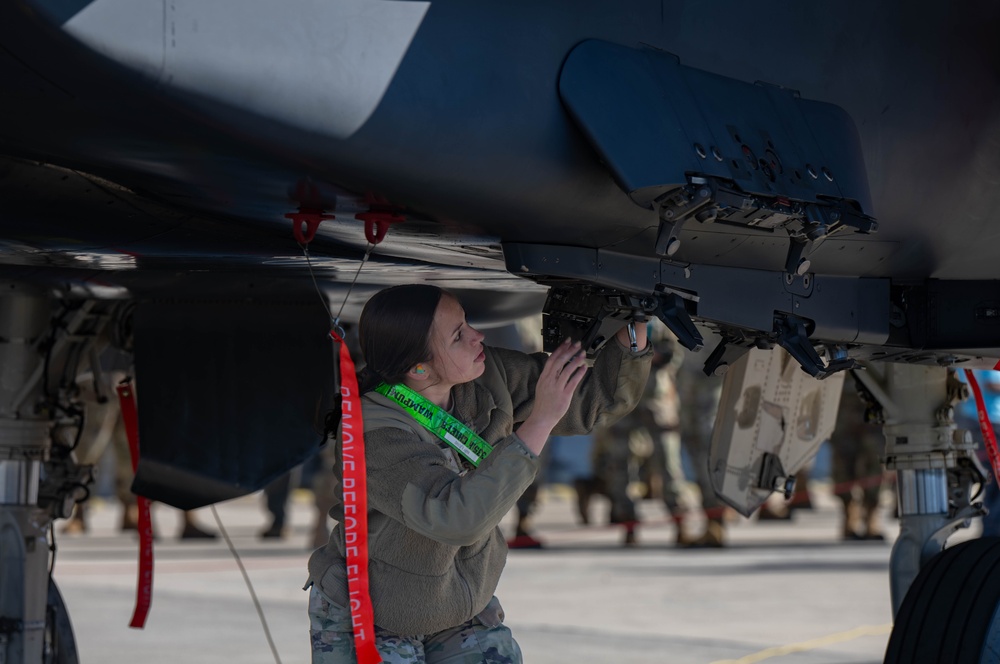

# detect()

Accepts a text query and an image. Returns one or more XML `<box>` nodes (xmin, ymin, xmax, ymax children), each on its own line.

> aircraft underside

<box><xmin>1</xmin><ymin>0</ymin><xmax>1000</xmax><ymax>661</ymax></box>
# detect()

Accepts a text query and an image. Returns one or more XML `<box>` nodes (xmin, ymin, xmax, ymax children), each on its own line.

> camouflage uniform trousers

<box><xmin>309</xmin><ymin>586</ymin><xmax>522</xmax><ymax>663</ymax></box>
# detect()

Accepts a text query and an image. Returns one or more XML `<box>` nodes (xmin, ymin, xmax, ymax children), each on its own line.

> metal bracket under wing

<box><xmin>540</xmin><ymin>283</ymin><xmax>704</xmax><ymax>357</ymax></box>
<box><xmin>559</xmin><ymin>39</ymin><xmax>877</xmax><ymax>277</ymax></box>
<box><xmin>709</xmin><ymin>345</ymin><xmax>845</xmax><ymax>517</ymax></box>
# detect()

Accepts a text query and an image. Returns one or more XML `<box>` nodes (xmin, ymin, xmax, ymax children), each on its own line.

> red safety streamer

<box><xmin>331</xmin><ymin>330</ymin><xmax>381</xmax><ymax>664</ymax></box>
<box><xmin>964</xmin><ymin>369</ymin><xmax>1000</xmax><ymax>483</ymax></box>
<box><xmin>116</xmin><ymin>381</ymin><xmax>154</xmax><ymax>629</ymax></box>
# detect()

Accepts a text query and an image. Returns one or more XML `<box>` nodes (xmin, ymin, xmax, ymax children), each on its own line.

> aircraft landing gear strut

<box><xmin>0</xmin><ymin>284</ymin><xmax>56</xmax><ymax>663</ymax></box>
<box><xmin>857</xmin><ymin>362</ymin><xmax>1000</xmax><ymax>663</ymax></box>
<box><xmin>0</xmin><ymin>283</ymin><xmax>94</xmax><ymax>664</ymax></box>
<box><xmin>855</xmin><ymin>363</ymin><xmax>984</xmax><ymax>615</ymax></box>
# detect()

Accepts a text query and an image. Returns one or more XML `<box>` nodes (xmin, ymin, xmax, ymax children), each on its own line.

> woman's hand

<box><xmin>516</xmin><ymin>339</ymin><xmax>588</xmax><ymax>455</ymax></box>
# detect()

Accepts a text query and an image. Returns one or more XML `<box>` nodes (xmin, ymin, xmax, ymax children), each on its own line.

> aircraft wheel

<box><xmin>884</xmin><ymin>536</ymin><xmax>1000</xmax><ymax>664</ymax></box>
<box><xmin>44</xmin><ymin>580</ymin><xmax>78</xmax><ymax>664</ymax></box>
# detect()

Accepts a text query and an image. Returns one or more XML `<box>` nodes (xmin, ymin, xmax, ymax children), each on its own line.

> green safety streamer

<box><xmin>374</xmin><ymin>382</ymin><xmax>493</xmax><ymax>466</ymax></box>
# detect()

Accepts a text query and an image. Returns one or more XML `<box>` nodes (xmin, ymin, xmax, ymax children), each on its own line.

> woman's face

<box><xmin>423</xmin><ymin>294</ymin><xmax>486</xmax><ymax>386</ymax></box>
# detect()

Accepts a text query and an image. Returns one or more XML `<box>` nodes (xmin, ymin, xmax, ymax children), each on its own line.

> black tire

<box><xmin>45</xmin><ymin>580</ymin><xmax>79</xmax><ymax>664</ymax></box>
<box><xmin>884</xmin><ymin>536</ymin><xmax>1000</xmax><ymax>664</ymax></box>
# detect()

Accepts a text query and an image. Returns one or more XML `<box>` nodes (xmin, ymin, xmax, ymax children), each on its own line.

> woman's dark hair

<box><xmin>357</xmin><ymin>284</ymin><xmax>444</xmax><ymax>393</ymax></box>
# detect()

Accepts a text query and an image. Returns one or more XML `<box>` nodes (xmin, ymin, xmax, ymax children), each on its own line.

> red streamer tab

<box><xmin>116</xmin><ymin>382</ymin><xmax>154</xmax><ymax>629</ymax></box>
<box><xmin>964</xmin><ymin>369</ymin><xmax>1000</xmax><ymax>483</ymax></box>
<box><xmin>331</xmin><ymin>330</ymin><xmax>381</xmax><ymax>664</ymax></box>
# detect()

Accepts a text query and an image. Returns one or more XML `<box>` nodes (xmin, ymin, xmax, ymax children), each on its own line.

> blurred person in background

<box><xmin>579</xmin><ymin>333</ymin><xmax>688</xmax><ymax>546</ymax></box>
<box><xmin>672</xmin><ymin>348</ymin><xmax>726</xmax><ymax>548</ymax></box>
<box><xmin>830</xmin><ymin>373</ymin><xmax>887</xmax><ymax>541</ymax></box>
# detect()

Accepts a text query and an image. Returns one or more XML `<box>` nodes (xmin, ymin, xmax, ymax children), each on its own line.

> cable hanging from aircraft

<box><xmin>288</xmin><ymin>193</ymin><xmax>406</xmax><ymax>333</ymax></box>
<box><xmin>292</xmin><ymin>194</ymin><xmax>405</xmax><ymax>664</ymax></box>
<box><xmin>209</xmin><ymin>505</ymin><xmax>284</xmax><ymax>664</ymax></box>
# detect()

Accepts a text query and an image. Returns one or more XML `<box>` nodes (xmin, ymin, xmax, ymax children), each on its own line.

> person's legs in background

<box><xmin>260</xmin><ymin>470</ymin><xmax>293</xmax><ymax>539</ymax></box>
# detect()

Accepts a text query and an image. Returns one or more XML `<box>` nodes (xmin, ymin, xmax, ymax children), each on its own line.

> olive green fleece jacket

<box><xmin>306</xmin><ymin>339</ymin><xmax>651</xmax><ymax>636</ymax></box>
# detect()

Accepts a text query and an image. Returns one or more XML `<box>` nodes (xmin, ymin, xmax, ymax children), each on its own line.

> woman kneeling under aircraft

<box><xmin>306</xmin><ymin>284</ymin><xmax>651</xmax><ymax>663</ymax></box>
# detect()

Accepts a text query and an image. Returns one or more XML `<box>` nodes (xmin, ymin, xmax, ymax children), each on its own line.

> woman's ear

<box><xmin>409</xmin><ymin>364</ymin><xmax>428</xmax><ymax>380</ymax></box>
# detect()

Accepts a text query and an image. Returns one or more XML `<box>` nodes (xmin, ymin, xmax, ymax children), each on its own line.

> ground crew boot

<box><xmin>120</xmin><ymin>503</ymin><xmax>139</xmax><ymax>531</ymax></box>
<box><xmin>681</xmin><ymin>517</ymin><xmax>725</xmax><ymax>548</ymax></box>
<box><xmin>62</xmin><ymin>504</ymin><xmax>87</xmax><ymax>534</ymax></box>
<box><xmin>574</xmin><ymin>477</ymin><xmax>605</xmax><ymax>525</ymax></box>
<box><xmin>507</xmin><ymin>515</ymin><xmax>543</xmax><ymax>549</ymax></box>
<box><xmin>842</xmin><ymin>499</ymin><xmax>861</xmax><ymax>540</ymax></box>
<box><xmin>672</xmin><ymin>514</ymin><xmax>689</xmax><ymax>546</ymax></box>
<box><xmin>863</xmin><ymin>506</ymin><xmax>885</xmax><ymax>541</ymax></box>
<box><xmin>622</xmin><ymin>520</ymin><xmax>638</xmax><ymax>546</ymax></box>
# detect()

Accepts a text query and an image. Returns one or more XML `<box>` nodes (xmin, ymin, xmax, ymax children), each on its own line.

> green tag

<box><xmin>374</xmin><ymin>383</ymin><xmax>494</xmax><ymax>467</ymax></box>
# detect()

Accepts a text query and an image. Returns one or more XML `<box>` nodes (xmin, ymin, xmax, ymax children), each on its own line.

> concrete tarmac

<box><xmin>50</xmin><ymin>485</ymin><xmax>932</xmax><ymax>664</ymax></box>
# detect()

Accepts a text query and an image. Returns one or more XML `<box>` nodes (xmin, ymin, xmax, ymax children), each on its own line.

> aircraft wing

<box><xmin>2</xmin><ymin>0</ymin><xmax>1000</xmax><ymax>506</ymax></box>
